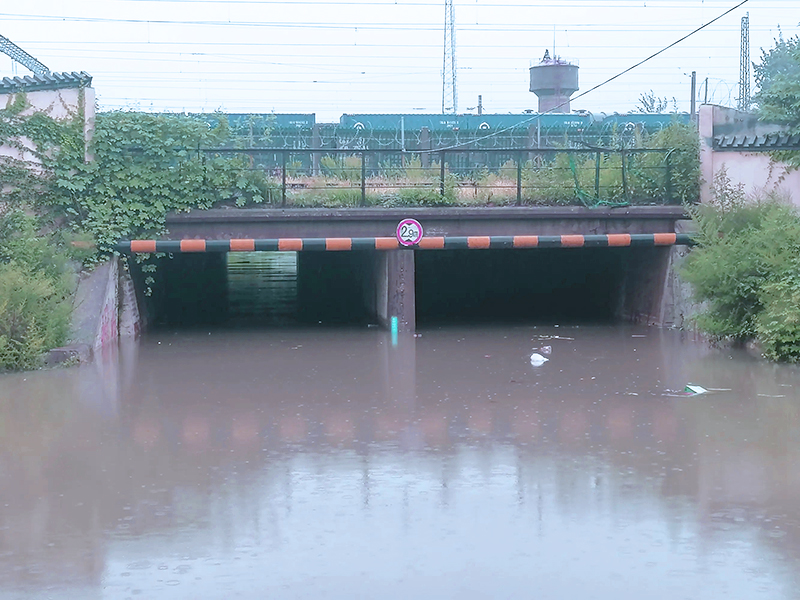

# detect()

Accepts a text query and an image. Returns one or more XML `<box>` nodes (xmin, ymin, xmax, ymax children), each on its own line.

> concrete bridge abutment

<box><xmin>117</xmin><ymin>207</ymin><xmax>694</xmax><ymax>332</ymax></box>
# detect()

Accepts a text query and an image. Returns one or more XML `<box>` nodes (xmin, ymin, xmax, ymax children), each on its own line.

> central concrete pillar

<box><xmin>376</xmin><ymin>249</ymin><xmax>416</xmax><ymax>332</ymax></box>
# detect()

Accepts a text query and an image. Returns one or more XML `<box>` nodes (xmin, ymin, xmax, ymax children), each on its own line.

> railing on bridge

<box><xmin>199</xmin><ymin>147</ymin><xmax>694</xmax><ymax>208</ymax></box>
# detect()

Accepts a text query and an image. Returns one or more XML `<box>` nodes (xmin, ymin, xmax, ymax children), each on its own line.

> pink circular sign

<box><xmin>396</xmin><ymin>218</ymin><xmax>424</xmax><ymax>246</ymax></box>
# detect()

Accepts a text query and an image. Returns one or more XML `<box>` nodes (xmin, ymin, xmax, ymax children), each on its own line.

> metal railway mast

<box><xmin>0</xmin><ymin>33</ymin><xmax>50</xmax><ymax>75</ymax></box>
<box><xmin>738</xmin><ymin>12</ymin><xmax>750</xmax><ymax>111</ymax></box>
<box><xmin>442</xmin><ymin>0</ymin><xmax>457</xmax><ymax>113</ymax></box>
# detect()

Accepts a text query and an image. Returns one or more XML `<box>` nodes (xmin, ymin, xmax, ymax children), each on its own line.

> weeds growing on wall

<box><xmin>681</xmin><ymin>167</ymin><xmax>800</xmax><ymax>361</ymax></box>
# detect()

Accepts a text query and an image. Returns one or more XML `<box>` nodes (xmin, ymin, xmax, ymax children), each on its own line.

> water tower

<box><xmin>529</xmin><ymin>50</ymin><xmax>579</xmax><ymax>113</ymax></box>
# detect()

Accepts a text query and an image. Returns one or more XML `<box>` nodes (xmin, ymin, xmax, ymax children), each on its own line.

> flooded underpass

<box><xmin>3</xmin><ymin>252</ymin><xmax>800</xmax><ymax>599</ymax></box>
<box><xmin>3</xmin><ymin>322</ymin><xmax>800</xmax><ymax>599</ymax></box>
<box><xmin>145</xmin><ymin>246</ymin><xmax>670</xmax><ymax>327</ymax></box>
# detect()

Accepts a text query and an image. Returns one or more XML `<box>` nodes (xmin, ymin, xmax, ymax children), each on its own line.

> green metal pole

<box><xmin>516</xmin><ymin>150</ymin><xmax>523</xmax><ymax>206</ymax></box>
<box><xmin>440</xmin><ymin>151</ymin><xmax>446</xmax><ymax>198</ymax></box>
<box><xmin>665</xmin><ymin>151</ymin><xmax>673</xmax><ymax>205</ymax></box>
<box><xmin>621</xmin><ymin>149</ymin><xmax>628</xmax><ymax>203</ymax></box>
<box><xmin>595</xmin><ymin>152</ymin><xmax>601</xmax><ymax>199</ymax></box>
<box><xmin>281</xmin><ymin>150</ymin><xmax>287</xmax><ymax>207</ymax></box>
<box><xmin>361</xmin><ymin>151</ymin><xmax>367</xmax><ymax>206</ymax></box>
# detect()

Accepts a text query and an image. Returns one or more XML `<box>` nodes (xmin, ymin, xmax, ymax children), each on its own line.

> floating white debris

<box><xmin>684</xmin><ymin>384</ymin><xmax>708</xmax><ymax>396</ymax></box>
<box><xmin>530</xmin><ymin>353</ymin><xmax>549</xmax><ymax>366</ymax></box>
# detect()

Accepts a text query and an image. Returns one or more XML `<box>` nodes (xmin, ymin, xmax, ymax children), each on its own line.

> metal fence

<box><xmin>201</xmin><ymin>147</ymin><xmax>694</xmax><ymax>208</ymax></box>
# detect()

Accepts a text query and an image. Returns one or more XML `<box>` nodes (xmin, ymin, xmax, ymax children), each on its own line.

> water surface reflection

<box><xmin>1</xmin><ymin>326</ymin><xmax>799</xmax><ymax>599</ymax></box>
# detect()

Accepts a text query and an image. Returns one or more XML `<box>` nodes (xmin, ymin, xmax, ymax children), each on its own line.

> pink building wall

<box><xmin>699</xmin><ymin>104</ymin><xmax>800</xmax><ymax>205</ymax></box>
<box><xmin>0</xmin><ymin>84</ymin><xmax>95</xmax><ymax>164</ymax></box>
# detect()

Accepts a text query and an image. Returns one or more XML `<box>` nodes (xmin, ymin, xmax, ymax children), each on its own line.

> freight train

<box><xmin>204</xmin><ymin>111</ymin><xmax>690</xmax><ymax>151</ymax></box>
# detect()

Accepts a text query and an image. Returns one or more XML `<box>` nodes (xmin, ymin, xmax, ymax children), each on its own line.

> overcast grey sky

<box><xmin>2</xmin><ymin>0</ymin><xmax>798</xmax><ymax>120</ymax></box>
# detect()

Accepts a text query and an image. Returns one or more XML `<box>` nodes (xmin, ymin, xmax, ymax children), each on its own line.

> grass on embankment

<box><xmin>0</xmin><ymin>211</ymin><xmax>91</xmax><ymax>371</ymax></box>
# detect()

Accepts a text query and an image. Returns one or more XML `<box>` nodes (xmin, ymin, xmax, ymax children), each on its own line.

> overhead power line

<box><xmin>0</xmin><ymin>13</ymin><xmax>761</xmax><ymax>32</ymax></box>
<box><xmin>429</xmin><ymin>0</ymin><xmax>750</xmax><ymax>151</ymax></box>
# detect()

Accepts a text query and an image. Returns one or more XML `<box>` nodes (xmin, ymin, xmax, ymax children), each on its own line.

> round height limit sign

<box><xmin>396</xmin><ymin>218</ymin><xmax>423</xmax><ymax>246</ymax></box>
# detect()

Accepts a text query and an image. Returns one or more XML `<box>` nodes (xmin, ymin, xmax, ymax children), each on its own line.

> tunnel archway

<box><xmin>137</xmin><ymin>246</ymin><xmax>670</xmax><ymax>330</ymax></box>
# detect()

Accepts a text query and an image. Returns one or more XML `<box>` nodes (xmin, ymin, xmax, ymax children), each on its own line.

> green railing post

<box><xmin>665</xmin><ymin>151</ymin><xmax>673</xmax><ymax>205</ymax></box>
<box><xmin>516</xmin><ymin>150</ymin><xmax>523</xmax><ymax>206</ymax></box>
<box><xmin>281</xmin><ymin>150</ymin><xmax>287</xmax><ymax>207</ymax></box>
<box><xmin>595</xmin><ymin>151</ymin><xmax>601</xmax><ymax>199</ymax></box>
<box><xmin>201</xmin><ymin>150</ymin><xmax>207</xmax><ymax>188</ymax></box>
<box><xmin>361</xmin><ymin>151</ymin><xmax>367</xmax><ymax>206</ymax></box>
<box><xmin>621</xmin><ymin>148</ymin><xmax>628</xmax><ymax>203</ymax></box>
<box><xmin>440</xmin><ymin>150</ymin><xmax>446</xmax><ymax>198</ymax></box>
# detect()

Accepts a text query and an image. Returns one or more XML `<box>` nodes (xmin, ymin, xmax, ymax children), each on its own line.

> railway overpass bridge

<box><xmin>117</xmin><ymin>205</ymin><xmax>693</xmax><ymax>333</ymax></box>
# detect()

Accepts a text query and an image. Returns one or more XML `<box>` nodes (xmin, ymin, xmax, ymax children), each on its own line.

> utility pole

<box><xmin>442</xmin><ymin>0</ymin><xmax>457</xmax><ymax>113</ymax></box>
<box><xmin>690</xmin><ymin>71</ymin><xmax>697</xmax><ymax>124</ymax></box>
<box><xmin>477</xmin><ymin>95</ymin><xmax>483</xmax><ymax>116</ymax></box>
<box><xmin>738</xmin><ymin>12</ymin><xmax>750</xmax><ymax>111</ymax></box>
<box><xmin>0</xmin><ymin>33</ymin><xmax>49</xmax><ymax>75</ymax></box>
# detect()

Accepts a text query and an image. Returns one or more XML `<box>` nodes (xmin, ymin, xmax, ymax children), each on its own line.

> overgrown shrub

<box><xmin>645</xmin><ymin>121</ymin><xmax>700</xmax><ymax>204</ymax></box>
<box><xmin>0</xmin><ymin>264</ymin><xmax>72</xmax><ymax>370</ymax></box>
<box><xmin>756</xmin><ymin>273</ymin><xmax>800</xmax><ymax>362</ymax></box>
<box><xmin>320</xmin><ymin>155</ymin><xmax>362</xmax><ymax>181</ymax></box>
<box><xmin>681</xmin><ymin>168</ymin><xmax>800</xmax><ymax>360</ymax></box>
<box><xmin>0</xmin><ymin>211</ymin><xmax>80</xmax><ymax>371</ymax></box>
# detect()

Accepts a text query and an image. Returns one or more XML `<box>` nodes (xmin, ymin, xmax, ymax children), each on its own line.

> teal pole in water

<box><xmin>391</xmin><ymin>316</ymin><xmax>398</xmax><ymax>346</ymax></box>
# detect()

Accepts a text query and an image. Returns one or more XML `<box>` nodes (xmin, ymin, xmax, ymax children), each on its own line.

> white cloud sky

<box><xmin>2</xmin><ymin>0</ymin><xmax>798</xmax><ymax>120</ymax></box>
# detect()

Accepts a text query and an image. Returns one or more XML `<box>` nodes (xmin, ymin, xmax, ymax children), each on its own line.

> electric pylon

<box><xmin>442</xmin><ymin>0</ymin><xmax>457</xmax><ymax>114</ymax></box>
<box><xmin>738</xmin><ymin>13</ymin><xmax>750</xmax><ymax>111</ymax></box>
<box><xmin>0</xmin><ymin>33</ymin><xmax>49</xmax><ymax>75</ymax></box>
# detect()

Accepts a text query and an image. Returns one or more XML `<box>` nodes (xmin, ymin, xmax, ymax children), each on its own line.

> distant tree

<box><xmin>635</xmin><ymin>90</ymin><xmax>677</xmax><ymax>114</ymax></box>
<box><xmin>753</xmin><ymin>33</ymin><xmax>800</xmax><ymax>173</ymax></box>
<box><xmin>754</xmin><ymin>33</ymin><xmax>800</xmax><ymax>130</ymax></box>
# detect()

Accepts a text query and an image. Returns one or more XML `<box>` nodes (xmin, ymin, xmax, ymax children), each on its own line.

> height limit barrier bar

<box><xmin>117</xmin><ymin>233</ymin><xmax>695</xmax><ymax>254</ymax></box>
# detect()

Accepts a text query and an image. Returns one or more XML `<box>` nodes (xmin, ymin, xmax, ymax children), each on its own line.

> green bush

<box><xmin>757</xmin><ymin>274</ymin><xmax>800</xmax><ymax>362</ymax></box>
<box><xmin>0</xmin><ymin>263</ymin><xmax>72</xmax><ymax>371</ymax></box>
<box><xmin>642</xmin><ymin>121</ymin><xmax>700</xmax><ymax>204</ymax></box>
<box><xmin>681</xmin><ymin>168</ymin><xmax>800</xmax><ymax>359</ymax></box>
<box><xmin>0</xmin><ymin>211</ymin><xmax>77</xmax><ymax>371</ymax></box>
<box><xmin>394</xmin><ymin>183</ymin><xmax>456</xmax><ymax>206</ymax></box>
<box><xmin>320</xmin><ymin>155</ymin><xmax>362</xmax><ymax>181</ymax></box>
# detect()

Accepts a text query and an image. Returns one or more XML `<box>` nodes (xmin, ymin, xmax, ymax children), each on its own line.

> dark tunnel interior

<box><xmin>414</xmin><ymin>248</ymin><xmax>626</xmax><ymax>324</ymax></box>
<box><xmin>137</xmin><ymin>247</ymin><xmax>666</xmax><ymax>329</ymax></box>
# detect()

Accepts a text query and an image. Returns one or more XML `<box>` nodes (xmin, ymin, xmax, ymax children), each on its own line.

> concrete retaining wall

<box><xmin>659</xmin><ymin>245</ymin><xmax>702</xmax><ymax>331</ymax></box>
<box><xmin>47</xmin><ymin>257</ymin><xmax>142</xmax><ymax>365</ymax></box>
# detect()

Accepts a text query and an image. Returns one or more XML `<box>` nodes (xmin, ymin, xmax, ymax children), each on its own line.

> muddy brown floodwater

<box><xmin>1</xmin><ymin>325</ymin><xmax>800</xmax><ymax>599</ymax></box>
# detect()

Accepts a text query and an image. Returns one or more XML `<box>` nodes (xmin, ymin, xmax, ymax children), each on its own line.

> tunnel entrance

<box><xmin>416</xmin><ymin>249</ymin><xmax>617</xmax><ymax>324</ymax></box>
<box><xmin>142</xmin><ymin>251</ymin><xmax>376</xmax><ymax>328</ymax></box>
<box><xmin>137</xmin><ymin>246</ymin><xmax>670</xmax><ymax>330</ymax></box>
<box><xmin>415</xmin><ymin>247</ymin><xmax>669</xmax><ymax>325</ymax></box>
